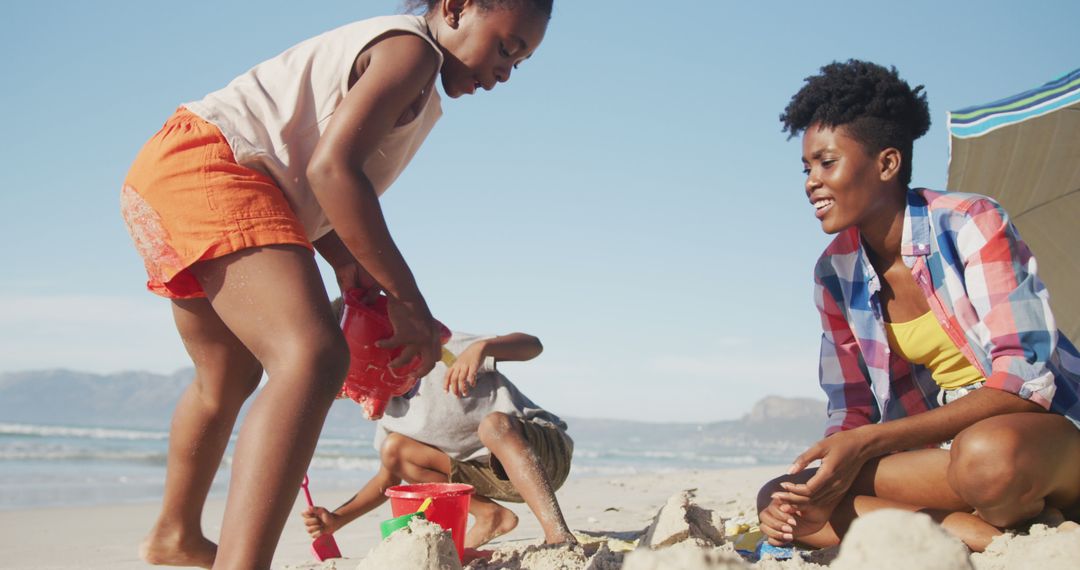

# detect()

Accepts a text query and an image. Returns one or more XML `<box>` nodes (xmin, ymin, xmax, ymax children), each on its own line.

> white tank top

<box><xmin>184</xmin><ymin>15</ymin><xmax>443</xmax><ymax>241</ymax></box>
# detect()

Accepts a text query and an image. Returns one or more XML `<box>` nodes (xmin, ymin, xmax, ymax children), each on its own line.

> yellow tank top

<box><xmin>884</xmin><ymin>311</ymin><xmax>985</xmax><ymax>390</ymax></box>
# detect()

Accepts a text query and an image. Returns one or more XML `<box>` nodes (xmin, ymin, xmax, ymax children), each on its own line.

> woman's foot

<box><xmin>465</xmin><ymin>502</ymin><xmax>519</xmax><ymax>548</ymax></box>
<box><xmin>1028</xmin><ymin>506</ymin><xmax>1067</xmax><ymax>528</ymax></box>
<box><xmin>139</xmin><ymin>523</ymin><xmax>217</xmax><ymax>569</ymax></box>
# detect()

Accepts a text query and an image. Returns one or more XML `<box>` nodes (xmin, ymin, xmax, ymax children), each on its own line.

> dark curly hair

<box><xmin>780</xmin><ymin>60</ymin><xmax>931</xmax><ymax>185</ymax></box>
<box><xmin>405</xmin><ymin>0</ymin><xmax>553</xmax><ymax>20</ymax></box>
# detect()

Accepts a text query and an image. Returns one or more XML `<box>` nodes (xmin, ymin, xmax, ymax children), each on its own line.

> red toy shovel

<box><xmin>301</xmin><ymin>475</ymin><xmax>342</xmax><ymax>561</ymax></box>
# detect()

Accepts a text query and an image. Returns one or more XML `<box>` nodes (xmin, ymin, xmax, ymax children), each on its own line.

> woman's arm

<box><xmin>785</xmin><ymin>199</ymin><xmax>1055</xmax><ymax>503</ymax></box>
<box><xmin>814</xmin><ymin>266</ymin><xmax>877</xmax><ymax>435</ymax></box>
<box><xmin>952</xmin><ymin>196</ymin><xmax>1059</xmax><ymax>406</ymax></box>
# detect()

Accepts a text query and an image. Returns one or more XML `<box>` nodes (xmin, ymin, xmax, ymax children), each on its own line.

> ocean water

<box><xmin>0</xmin><ymin>421</ymin><xmax>801</xmax><ymax>511</ymax></box>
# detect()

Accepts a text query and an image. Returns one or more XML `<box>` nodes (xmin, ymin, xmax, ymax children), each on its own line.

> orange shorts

<box><xmin>121</xmin><ymin>108</ymin><xmax>312</xmax><ymax>299</ymax></box>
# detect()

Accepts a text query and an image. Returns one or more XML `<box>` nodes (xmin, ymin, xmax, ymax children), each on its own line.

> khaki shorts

<box><xmin>449</xmin><ymin>421</ymin><xmax>572</xmax><ymax>503</ymax></box>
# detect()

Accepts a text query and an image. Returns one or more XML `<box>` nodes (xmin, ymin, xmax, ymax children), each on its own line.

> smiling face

<box><xmin>801</xmin><ymin>124</ymin><xmax>904</xmax><ymax>235</ymax></box>
<box><xmin>429</xmin><ymin>0</ymin><xmax>549</xmax><ymax>98</ymax></box>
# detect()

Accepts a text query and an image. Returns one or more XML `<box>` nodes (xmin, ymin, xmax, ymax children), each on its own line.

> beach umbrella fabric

<box><xmin>947</xmin><ymin>68</ymin><xmax>1080</xmax><ymax>341</ymax></box>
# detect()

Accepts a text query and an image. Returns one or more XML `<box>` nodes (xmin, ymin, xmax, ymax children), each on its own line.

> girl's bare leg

<box><xmin>187</xmin><ymin>245</ymin><xmax>349</xmax><ymax>570</ymax></box>
<box><xmin>140</xmin><ymin>300</ymin><xmax>264</xmax><ymax>568</ymax></box>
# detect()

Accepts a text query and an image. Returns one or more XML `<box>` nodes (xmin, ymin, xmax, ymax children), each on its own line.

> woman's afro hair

<box><xmin>781</xmin><ymin>60</ymin><xmax>931</xmax><ymax>185</ymax></box>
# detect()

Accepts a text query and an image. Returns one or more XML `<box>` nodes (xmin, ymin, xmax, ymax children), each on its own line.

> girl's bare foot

<box><xmin>139</xmin><ymin>524</ymin><xmax>217</xmax><ymax>569</ymax></box>
<box><xmin>465</xmin><ymin>503</ymin><xmax>519</xmax><ymax>548</ymax></box>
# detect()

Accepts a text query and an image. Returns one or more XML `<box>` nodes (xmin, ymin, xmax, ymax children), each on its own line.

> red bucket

<box><xmin>385</xmin><ymin>483</ymin><xmax>474</xmax><ymax>561</ymax></box>
<box><xmin>338</xmin><ymin>289</ymin><xmax>450</xmax><ymax>419</ymax></box>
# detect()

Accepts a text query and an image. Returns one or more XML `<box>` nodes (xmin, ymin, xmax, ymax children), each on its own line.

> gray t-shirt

<box><xmin>374</xmin><ymin>332</ymin><xmax>570</xmax><ymax>462</ymax></box>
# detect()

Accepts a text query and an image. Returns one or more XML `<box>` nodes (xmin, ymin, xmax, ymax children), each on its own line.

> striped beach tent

<box><xmin>948</xmin><ymin>67</ymin><xmax>1080</xmax><ymax>341</ymax></box>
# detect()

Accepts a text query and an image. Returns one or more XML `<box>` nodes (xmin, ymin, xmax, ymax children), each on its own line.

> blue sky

<box><xmin>1</xmin><ymin>0</ymin><xmax>1077</xmax><ymax>422</ymax></box>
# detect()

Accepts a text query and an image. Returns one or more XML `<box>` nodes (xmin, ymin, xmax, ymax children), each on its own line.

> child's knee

<box><xmin>478</xmin><ymin>412</ymin><xmax>521</xmax><ymax>446</ymax></box>
<box><xmin>379</xmin><ymin>433</ymin><xmax>413</xmax><ymax>475</ymax></box>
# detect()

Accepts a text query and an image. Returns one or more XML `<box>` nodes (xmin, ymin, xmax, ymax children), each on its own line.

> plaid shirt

<box><xmin>815</xmin><ymin>188</ymin><xmax>1080</xmax><ymax>436</ymax></box>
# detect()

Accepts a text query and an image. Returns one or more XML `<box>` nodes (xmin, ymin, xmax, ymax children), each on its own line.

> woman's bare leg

<box><xmin>949</xmin><ymin>412</ymin><xmax>1080</xmax><ymax>527</ymax></box>
<box><xmin>759</xmin><ymin>413</ymin><xmax>1080</xmax><ymax>552</ymax></box>
<box><xmin>140</xmin><ymin>300</ymin><xmax>263</xmax><ymax>568</ymax></box>
<box><xmin>760</xmin><ymin>449</ymin><xmax>994</xmax><ymax>550</ymax></box>
<box><xmin>185</xmin><ymin>245</ymin><xmax>349</xmax><ymax>570</ymax></box>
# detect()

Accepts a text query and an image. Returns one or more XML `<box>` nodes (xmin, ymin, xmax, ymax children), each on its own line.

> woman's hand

<box><xmin>301</xmin><ymin>506</ymin><xmax>342</xmax><ymax>539</ymax></box>
<box><xmin>444</xmin><ymin>340</ymin><xmax>488</xmax><ymax>397</ymax></box>
<box><xmin>759</xmin><ymin>496</ymin><xmax>800</xmax><ymax>545</ymax></box>
<box><xmin>782</xmin><ymin>428</ymin><xmax>875</xmax><ymax>506</ymax></box>
<box><xmin>379</xmin><ymin>297</ymin><xmax>440</xmax><ymax>378</ymax></box>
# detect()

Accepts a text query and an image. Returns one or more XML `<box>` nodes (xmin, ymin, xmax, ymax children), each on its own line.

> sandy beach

<box><xmin>2</xmin><ymin>465</ymin><xmax>1077</xmax><ymax>569</ymax></box>
<box><xmin>0</xmin><ymin>467</ymin><xmax>766</xmax><ymax>569</ymax></box>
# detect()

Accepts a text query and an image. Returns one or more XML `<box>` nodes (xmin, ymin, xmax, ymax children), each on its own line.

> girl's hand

<box><xmin>379</xmin><ymin>297</ymin><xmax>440</xmax><ymax>378</ymax></box>
<box><xmin>444</xmin><ymin>340</ymin><xmax>488</xmax><ymax>397</ymax></box>
<box><xmin>301</xmin><ymin>506</ymin><xmax>342</xmax><ymax>539</ymax></box>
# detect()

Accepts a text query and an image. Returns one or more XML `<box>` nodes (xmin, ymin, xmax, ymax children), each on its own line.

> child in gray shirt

<box><xmin>301</xmin><ymin>331</ymin><xmax>575</xmax><ymax>552</ymax></box>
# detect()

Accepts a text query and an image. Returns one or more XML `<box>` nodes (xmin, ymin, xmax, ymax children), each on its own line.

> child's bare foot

<box><xmin>462</xmin><ymin>548</ymin><xmax>495</xmax><ymax>564</ymax></box>
<box><xmin>139</xmin><ymin>525</ymin><xmax>217</xmax><ymax>569</ymax></box>
<box><xmin>543</xmin><ymin>530</ymin><xmax>577</xmax><ymax>546</ymax></box>
<box><xmin>465</xmin><ymin>503</ymin><xmax>519</xmax><ymax>548</ymax></box>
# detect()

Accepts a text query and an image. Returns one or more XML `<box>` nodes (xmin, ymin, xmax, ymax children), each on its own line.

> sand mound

<box><xmin>467</xmin><ymin>542</ymin><xmax>623</xmax><ymax>570</ymax></box>
<box><xmin>830</xmin><ymin>510</ymin><xmax>972</xmax><ymax>570</ymax></box>
<box><xmin>357</xmin><ymin>518</ymin><xmax>462</xmax><ymax>570</ymax></box>
<box><xmin>282</xmin><ymin>560</ymin><xmax>349</xmax><ymax>569</ymax></box>
<box><xmin>623</xmin><ymin>541</ymin><xmax>749</xmax><ymax>569</ymax></box>
<box><xmin>641</xmin><ymin>489</ymin><xmax>725</xmax><ymax>547</ymax></box>
<box><xmin>971</xmin><ymin>523</ymin><xmax>1080</xmax><ymax>570</ymax></box>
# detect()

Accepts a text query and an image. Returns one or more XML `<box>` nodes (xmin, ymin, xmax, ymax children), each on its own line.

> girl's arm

<box><xmin>312</xmin><ymin>230</ymin><xmax>379</xmax><ymax>298</ymax></box>
<box><xmin>445</xmin><ymin>333</ymin><xmax>543</xmax><ymax>397</ymax></box>
<box><xmin>307</xmin><ymin>32</ymin><xmax>441</xmax><ymax>374</ymax></box>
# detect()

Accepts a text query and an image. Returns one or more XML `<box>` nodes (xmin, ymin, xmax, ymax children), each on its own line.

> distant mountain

<box><xmin>565</xmin><ymin>396</ymin><xmax>826</xmax><ymax>463</ymax></box>
<box><xmin>0</xmin><ymin>369</ymin><xmax>827</xmax><ymax>448</ymax></box>
<box><xmin>0</xmin><ymin>368</ymin><xmax>192</xmax><ymax>430</ymax></box>
<box><xmin>0</xmin><ymin>368</ymin><xmax>373</xmax><ymax>439</ymax></box>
